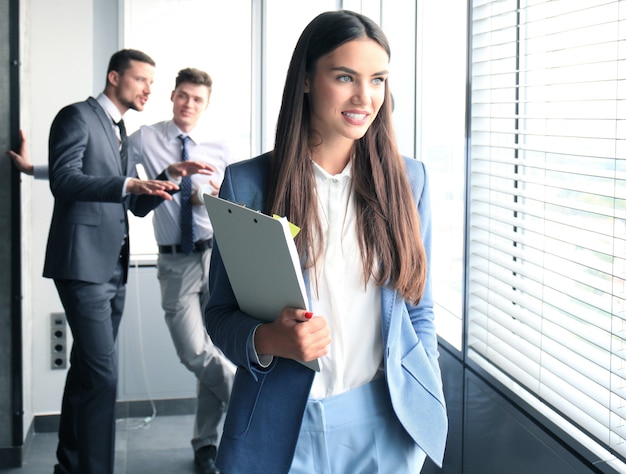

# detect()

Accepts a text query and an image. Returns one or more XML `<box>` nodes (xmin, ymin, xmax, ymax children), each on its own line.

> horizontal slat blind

<box><xmin>468</xmin><ymin>0</ymin><xmax>626</xmax><ymax>462</ymax></box>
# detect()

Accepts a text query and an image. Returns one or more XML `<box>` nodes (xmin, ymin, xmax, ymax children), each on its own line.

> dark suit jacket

<box><xmin>205</xmin><ymin>152</ymin><xmax>448</xmax><ymax>473</ymax></box>
<box><xmin>43</xmin><ymin>96</ymin><xmax>163</xmax><ymax>284</ymax></box>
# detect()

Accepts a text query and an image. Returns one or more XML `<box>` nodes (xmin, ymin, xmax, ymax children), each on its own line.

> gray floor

<box><xmin>2</xmin><ymin>415</ymin><xmax>199</xmax><ymax>473</ymax></box>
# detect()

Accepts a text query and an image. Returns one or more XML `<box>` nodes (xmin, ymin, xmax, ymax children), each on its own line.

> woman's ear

<box><xmin>304</xmin><ymin>75</ymin><xmax>310</xmax><ymax>93</ymax></box>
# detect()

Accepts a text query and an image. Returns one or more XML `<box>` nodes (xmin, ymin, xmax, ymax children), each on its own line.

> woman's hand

<box><xmin>254</xmin><ymin>308</ymin><xmax>331</xmax><ymax>362</ymax></box>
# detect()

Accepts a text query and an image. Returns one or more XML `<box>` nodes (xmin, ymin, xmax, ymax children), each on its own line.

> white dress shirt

<box><xmin>309</xmin><ymin>160</ymin><xmax>383</xmax><ymax>399</ymax></box>
<box><xmin>128</xmin><ymin>120</ymin><xmax>235</xmax><ymax>245</ymax></box>
<box><xmin>96</xmin><ymin>93</ymin><xmax>123</xmax><ymax>133</ymax></box>
<box><xmin>96</xmin><ymin>93</ymin><xmax>130</xmax><ymax>195</ymax></box>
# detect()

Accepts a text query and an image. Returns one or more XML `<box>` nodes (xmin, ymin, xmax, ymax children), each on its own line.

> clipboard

<box><xmin>203</xmin><ymin>193</ymin><xmax>319</xmax><ymax>371</ymax></box>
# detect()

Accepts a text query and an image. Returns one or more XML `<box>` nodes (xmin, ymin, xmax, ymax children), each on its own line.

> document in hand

<box><xmin>203</xmin><ymin>193</ymin><xmax>319</xmax><ymax>371</ymax></box>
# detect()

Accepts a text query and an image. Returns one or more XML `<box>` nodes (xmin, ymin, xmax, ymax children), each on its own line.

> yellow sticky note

<box><xmin>273</xmin><ymin>214</ymin><xmax>300</xmax><ymax>238</ymax></box>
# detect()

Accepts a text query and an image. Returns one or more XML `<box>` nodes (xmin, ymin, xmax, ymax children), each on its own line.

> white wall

<box><xmin>21</xmin><ymin>0</ymin><xmax>113</xmax><ymax>422</ymax></box>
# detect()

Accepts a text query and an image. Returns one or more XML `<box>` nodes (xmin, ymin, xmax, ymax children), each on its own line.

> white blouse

<box><xmin>309</xmin><ymin>160</ymin><xmax>383</xmax><ymax>399</ymax></box>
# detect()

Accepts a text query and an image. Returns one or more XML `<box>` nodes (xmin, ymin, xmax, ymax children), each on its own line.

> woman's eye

<box><xmin>372</xmin><ymin>77</ymin><xmax>386</xmax><ymax>85</ymax></box>
<box><xmin>338</xmin><ymin>75</ymin><xmax>352</xmax><ymax>83</ymax></box>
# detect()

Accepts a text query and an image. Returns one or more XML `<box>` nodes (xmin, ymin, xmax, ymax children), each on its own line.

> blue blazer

<box><xmin>205</xmin><ymin>152</ymin><xmax>448</xmax><ymax>473</ymax></box>
<box><xmin>43</xmin><ymin>97</ymin><xmax>163</xmax><ymax>284</ymax></box>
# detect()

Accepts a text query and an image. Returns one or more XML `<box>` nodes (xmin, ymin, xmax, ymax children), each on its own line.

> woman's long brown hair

<box><xmin>265</xmin><ymin>10</ymin><xmax>427</xmax><ymax>305</ymax></box>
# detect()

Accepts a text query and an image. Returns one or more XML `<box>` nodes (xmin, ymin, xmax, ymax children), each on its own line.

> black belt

<box><xmin>158</xmin><ymin>238</ymin><xmax>213</xmax><ymax>254</ymax></box>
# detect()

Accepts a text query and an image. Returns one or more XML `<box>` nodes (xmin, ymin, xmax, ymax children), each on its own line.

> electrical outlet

<box><xmin>51</xmin><ymin>313</ymin><xmax>67</xmax><ymax>370</ymax></box>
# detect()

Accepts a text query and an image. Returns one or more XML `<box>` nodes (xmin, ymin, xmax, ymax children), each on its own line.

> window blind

<box><xmin>468</xmin><ymin>0</ymin><xmax>626</xmax><ymax>464</ymax></box>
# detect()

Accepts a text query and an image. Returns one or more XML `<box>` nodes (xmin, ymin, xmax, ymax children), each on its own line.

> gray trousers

<box><xmin>157</xmin><ymin>249</ymin><xmax>235</xmax><ymax>450</ymax></box>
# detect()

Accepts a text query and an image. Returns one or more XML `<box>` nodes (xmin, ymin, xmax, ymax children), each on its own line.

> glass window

<box><xmin>416</xmin><ymin>1</ymin><xmax>468</xmax><ymax>350</ymax></box>
<box><xmin>262</xmin><ymin>0</ymin><xmax>336</xmax><ymax>152</ymax></box>
<box><xmin>120</xmin><ymin>1</ymin><xmax>468</xmax><ymax>353</ymax></box>
<box><xmin>123</xmin><ymin>0</ymin><xmax>252</xmax><ymax>260</ymax></box>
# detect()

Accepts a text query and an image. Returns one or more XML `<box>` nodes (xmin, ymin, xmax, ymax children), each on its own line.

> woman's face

<box><xmin>305</xmin><ymin>38</ymin><xmax>389</xmax><ymax>144</ymax></box>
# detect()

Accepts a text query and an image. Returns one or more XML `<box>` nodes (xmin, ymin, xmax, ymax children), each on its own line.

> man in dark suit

<box><xmin>43</xmin><ymin>49</ymin><xmax>181</xmax><ymax>474</ymax></box>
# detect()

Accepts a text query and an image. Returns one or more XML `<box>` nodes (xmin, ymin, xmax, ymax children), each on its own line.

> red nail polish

<box><xmin>304</xmin><ymin>311</ymin><xmax>313</xmax><ymax>319</ymax></box>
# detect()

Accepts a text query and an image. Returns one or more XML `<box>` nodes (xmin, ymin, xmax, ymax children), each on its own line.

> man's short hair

<box><xmin>107</xmin><ymin>49</ymin><xmax>156</xmax><ymax>76</ymax></box>
<box><xmin>175</xmin><ymin>68</ymin><xmax>212</xmax><ymax>90</ymax></box>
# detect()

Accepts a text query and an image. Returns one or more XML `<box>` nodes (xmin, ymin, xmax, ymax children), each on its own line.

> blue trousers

<box><xmin>290</xmin><ymin>377</ymin><xmax>426</xmax><ymax>474</ymax></box>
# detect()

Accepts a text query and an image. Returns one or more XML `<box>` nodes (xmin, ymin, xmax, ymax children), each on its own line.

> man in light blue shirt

<box><xmin>128</xmin><ymin>68</ymin><xmax>235</xmax><ymax>474</ymax></box>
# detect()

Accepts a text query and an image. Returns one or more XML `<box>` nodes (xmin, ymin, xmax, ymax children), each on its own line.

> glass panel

<box><xmin>262</xmin><ymin>0</ymin><xmax>336</xmax><ymax>152</ymax></box>
<box><xmin>419</xmin><ymin>0</ymin><xmax>468</xmax><ymax>350</ymax></box>
<box><xmin>123</xmin><ymin>0</ymin><xmax>252</xmax><ymax>259</ymax></box>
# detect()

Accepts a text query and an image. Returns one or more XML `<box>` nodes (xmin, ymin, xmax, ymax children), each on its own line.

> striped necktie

<box><xmin>178</xmin><ymin>134</ymin><xmax>194</xmax><ymax>254</ymax></box>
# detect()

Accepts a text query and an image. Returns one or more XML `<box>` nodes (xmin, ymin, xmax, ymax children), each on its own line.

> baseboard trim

<box><xmin>0</xmin><ymin>421</ymin><xmax>32</xmax><ymax>469</ymax></box>
<box><xmin>34</xmin><ymin>397</ymin><xmax>197</xmax><ymax>433</ymax></box>
<box><xmin>0</xmin><ymin>445</ymin><xmax>23</xmax><ymax>469</ymax></box>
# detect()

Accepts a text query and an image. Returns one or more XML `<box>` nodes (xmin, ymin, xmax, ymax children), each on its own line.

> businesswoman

<box><xmin>205</xmin><ymin>10</ymin><xmax>448</xmax><ymax>473</ymax></box>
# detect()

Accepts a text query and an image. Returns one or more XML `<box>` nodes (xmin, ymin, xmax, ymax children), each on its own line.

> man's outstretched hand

<box><xmin>126</xmin><ymin>178</ymin><xmax>179</xmax><ymax>200</ymax></box>
<box><xmin>167</xmin><ymin>160</ymin><xmax>215</xmax><ymax>179</ymax></box>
